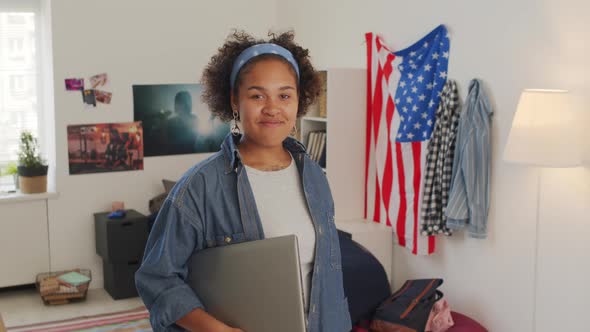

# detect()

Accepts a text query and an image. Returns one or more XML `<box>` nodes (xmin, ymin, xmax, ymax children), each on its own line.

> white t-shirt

<box><xmin>244</xmin><ymin>156</ymin><xmax>316</xmax><ymax>313</ymax></box>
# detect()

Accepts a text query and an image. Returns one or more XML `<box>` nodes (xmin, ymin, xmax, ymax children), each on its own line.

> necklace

<box><xmin>238</xmin><ymin>142</ymin><xmax>292</xmax><ymax>172</ymax></box>
<box><xmin>255</xmin><ymin>163</ymin><xmax>290</xmax><ymax>172</ymax></box>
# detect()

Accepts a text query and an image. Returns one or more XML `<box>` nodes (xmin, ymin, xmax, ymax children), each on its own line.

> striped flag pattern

<box><xmin>364</xmin><ymin>25</ymin><xmax>450</xmax><ymax>255</ymax></box>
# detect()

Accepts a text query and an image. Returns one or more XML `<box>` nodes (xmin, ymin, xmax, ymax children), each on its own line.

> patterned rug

<box><xmin>7</xmin><ymin>307</ymin><xmax>151</xmax><ymax>332</ymax></box>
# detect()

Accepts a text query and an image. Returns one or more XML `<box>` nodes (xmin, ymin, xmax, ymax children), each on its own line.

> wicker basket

<box><xmin>35</xmin><ymin>269</ymin><xmax>92</xmax><ymax>305</ymax></box>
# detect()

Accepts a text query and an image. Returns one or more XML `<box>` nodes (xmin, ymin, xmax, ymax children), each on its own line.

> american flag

<box><xmin>365</xmin><ymin>25</ymin><xmax>450</xmax><ymax>255</ymax></box>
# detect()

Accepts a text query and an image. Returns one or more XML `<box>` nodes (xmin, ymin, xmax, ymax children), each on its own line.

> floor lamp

<box><xmin>503</xmin><ymin>89</ymin><xmax>583</xmax><ymax>332</ymax></box>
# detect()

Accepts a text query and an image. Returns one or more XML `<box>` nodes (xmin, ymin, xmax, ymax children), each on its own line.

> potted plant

<box><xmin>17</xmin><ymin>130</ymin><xmax>48</xmax><ymax>194</ymax></box>
<box><xmin>2</xmin><ymin>162</ymin><xmax>19</xmax><ymax>190</ymax></box>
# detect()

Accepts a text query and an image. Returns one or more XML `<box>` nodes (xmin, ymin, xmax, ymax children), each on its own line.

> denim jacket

<box><xmin>135</xmin><ymin>133</ymin><xmax>352</xmax><ymax>332</ymax></box>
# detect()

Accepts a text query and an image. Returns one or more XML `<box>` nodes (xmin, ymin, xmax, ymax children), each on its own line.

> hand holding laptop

<box><xmin>187</xmin><ymin>235</ymin><xmax>307</xmax><ymax>332</ymax></box>
<box><xmin>176</xmin><ymin>307</ymin><xmax>246</xmax><ymax>332</ymax></box>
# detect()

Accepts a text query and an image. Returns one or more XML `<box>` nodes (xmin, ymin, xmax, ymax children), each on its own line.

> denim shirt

<box><xmin>445</xmin><ymin>79</ymin><xmax>493</xmax><ymax>238</ymax></box>
<box><xmin>135</xmin><ymin>133</ymin><xmax>352</xmax><ymax>332</ymax></box>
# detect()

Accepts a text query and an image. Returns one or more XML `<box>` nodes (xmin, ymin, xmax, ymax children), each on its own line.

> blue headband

<box><xmin>230</xmin><ymin>43</ymin><xmax>300</xmax><ymax>89</ymax></box>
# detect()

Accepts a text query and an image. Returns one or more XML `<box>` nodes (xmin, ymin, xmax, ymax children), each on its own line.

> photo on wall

<box><xmin>67</xmin><ymin>121</ymin><xmax>144</xmax><ymax>175</ymax></box>
<box><xmin>65</xmin><ymin>78</ymin><xmax>84</xmax><ymax>91</ymax></box>
<box><xmin>133</xmin><ymin>84</ymin><xmax>230</xmax><ymax>157</ymax></box>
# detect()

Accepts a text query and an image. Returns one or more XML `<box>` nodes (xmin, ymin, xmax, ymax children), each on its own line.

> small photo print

<box><xmin>82</xmin><ymin>89</ymin><xmax>97</xmax><ymax>107</ymax></box>
<box><xmin>90</xmin><ymin>73</ymin><xmax>108</xmax><ymax>89</ymax></box>
<box><xmin>95</xmin><ymin>90</ymin><xmax>112</xmax><ymax>104</ymax></box>
<box><xmin>65</xmin><ymin>78</ymin><xmax>84</xmax><ymax>91</ymax></box>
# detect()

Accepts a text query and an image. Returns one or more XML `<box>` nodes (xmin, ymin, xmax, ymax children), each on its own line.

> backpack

<box><xmin>370</xmin><ymin>279</ymin><xmax>443</xmax><ymax>332</ymax></box>
<box><xmin>338</xmin><ymin>231</ymin><xmax>391</xmax><ymax>324</ymax></box>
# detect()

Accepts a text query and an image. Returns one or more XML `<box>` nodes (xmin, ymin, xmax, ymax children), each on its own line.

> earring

<box><xmin>231</xmin><ymin>111</ymin><xmax>241</xmax><ymax>136</ymax></box>
<box><xmin>290</xmin><ymin>124</ymin><xmax>298</xmax><ymax>138</ymax></box>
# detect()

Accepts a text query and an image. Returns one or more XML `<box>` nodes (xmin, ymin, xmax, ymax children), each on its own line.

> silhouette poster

<box><xmin>133</xmin><ymin>84</ymin><xmax>229</xmax><ymax>157</ymax></box>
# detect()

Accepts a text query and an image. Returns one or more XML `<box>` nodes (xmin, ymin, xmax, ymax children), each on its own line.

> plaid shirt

<box><xmin>421</xmin><ymin>80</ymin><xmax>461</xmax><ymax>236</ymax></box>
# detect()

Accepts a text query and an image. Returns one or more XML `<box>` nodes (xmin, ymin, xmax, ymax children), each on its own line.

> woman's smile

<box><xmin>258</xmin><ymin>119</ymin><xmax>285</xmax><ymax>127</ymax></box>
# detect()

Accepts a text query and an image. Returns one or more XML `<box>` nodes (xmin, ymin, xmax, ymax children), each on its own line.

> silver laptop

<box><xmin>187</xmin><ymin>235</ymin><xmax>307</xmax><ymax>332</ymax></box>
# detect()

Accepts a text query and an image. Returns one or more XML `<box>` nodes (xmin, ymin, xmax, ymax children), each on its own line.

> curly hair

<box><xmin>201</xmin><ymin>30</ymin><xmax>321</xmax><ymax>122</ymax></box>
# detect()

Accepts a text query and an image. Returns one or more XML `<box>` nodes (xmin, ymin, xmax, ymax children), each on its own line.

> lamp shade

<box><xmin>503</xmin><ymin>89</ymin><xmax>583</xmax><ymax>167</ymax></box>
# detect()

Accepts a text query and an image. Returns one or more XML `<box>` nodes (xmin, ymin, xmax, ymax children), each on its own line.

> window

<box><xmin>9</xmin><ymin>75</ymin><xmax>26</xmax><ymax>91</ymax></box>
<box><xmin>0</xmin><ymin>1</ymin><xmax>45</xmax><ymax>192</ymax></box>
<box><xmin>7</xmin><ymin>14</ymin><xmax>26</xmax><ymax>25</ymax></box>
<box><xmin>9</xmin><ymin>38</ymin><xmax>24</xmax><ymax>52</ymax></box>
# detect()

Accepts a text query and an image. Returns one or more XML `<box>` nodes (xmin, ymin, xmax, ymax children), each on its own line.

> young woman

<box><xmin>136</xmin><ymin>30</ymin><xmax>352</xmax><ymax>332</ymax></box>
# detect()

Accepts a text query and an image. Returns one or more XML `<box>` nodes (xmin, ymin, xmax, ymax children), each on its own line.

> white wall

<box><xmin>3</xmin><ymin>1</ymin><xmax>588</xmax><ymax>330</ymax></box>
<box><xmin>47</xmin><ymin>0</ymin><xmax>278</xmax><ymax>289</ymax></box>
<box><xmin>276</xmin><ymin>1</ymin><xmax>590</xmax><ymax>331</ymax></box>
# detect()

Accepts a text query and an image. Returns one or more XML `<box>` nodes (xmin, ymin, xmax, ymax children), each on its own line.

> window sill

<box><xmin>0</xmin><ymin>191</ymin><xmax>59</xmax><ymax>205</ymax></box>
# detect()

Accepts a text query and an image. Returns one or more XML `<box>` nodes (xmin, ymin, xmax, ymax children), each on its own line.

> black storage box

<box><xmin>103</xmin><ymin>260</ymin><xmax>141</xmax><ymax>300</ymax></box>
<box><xmin>94</xmin><ymin>209</ymin><xmax>149</xmax><ymax>263</ymax></box>
<box><xmin>94</xmin><ymin>209</ymin><xmax>148</xmax><ymax>300</ymax></box>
